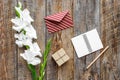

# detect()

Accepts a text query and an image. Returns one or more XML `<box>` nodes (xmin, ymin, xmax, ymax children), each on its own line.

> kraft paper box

<box><xmin>52</xmin><ymin>48</ymin><xmax>70</xmax><ymax>66</ymax></box>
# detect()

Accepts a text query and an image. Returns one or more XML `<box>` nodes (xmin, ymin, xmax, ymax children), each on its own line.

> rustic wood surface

<box><xmin>0</xmin><ymin>0</ymin><xmax>120</xmax><ymax>80</ymax></box>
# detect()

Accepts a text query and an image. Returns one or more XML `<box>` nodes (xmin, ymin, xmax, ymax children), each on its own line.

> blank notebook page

<box><xmin>71</xmin><ymin>29</ymin><xmax>103</xmax><ymax>58</ymax></box>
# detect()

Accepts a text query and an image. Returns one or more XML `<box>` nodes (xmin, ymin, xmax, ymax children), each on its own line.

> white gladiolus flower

<box><xmin>29</xmin><ymin>43</ymin><xmax>42</xmax><ymax>57</ymax></box>
<box><xmin>12</xmin><ymin>2</ymin><xmax>42</xmax><ymax>66</ymax></box>
<box><xmin>24</xmin><ymin>25</ymin><xmax>37</xmax><ymax>39</ymax></box>
<box><xmin>11</xmin><ymin>18</ymin><xmax>27</xmax><ymax>32</ymax></box>
<box><xmin>20</xmin><ymin>43</ymin><xmax>42</xmax><ymax>65</ymax></box>
<box><xmin>15</xmin><ymin>4</ymin><xmax>33</xmax><ymax>23</ymax></box>
<box><xmin>14</xmin><ymin>26</ymin><xmax>37</xmax><ymax>39</ymax></box>
<box><xmin>15</xmin><ymin>40</ymin><xmax>23</xmax><ymax>47</ymax></box>
<box><xmin>12</xmin><ymin>25</ymin><xmax>24</xmax><ymax>32</ymax></box>
<box><xmin>29</xmin><ymin>57</ymin><xmax>41</xmax><ymax>65</ymax></box>
<box><xmin>14</xmin><ymin>32</ymin><xmax>29</xmax><ymax>40</ymax></box>
<box><xmin>11</xmin><ymin>9</ymin><xmax>34</xmax><ymax>32</ymax></box>
<box><xmin>15</xmin><ymin>39</ymin><xmax>32</xmax><ymax>48</ymax></box>
<box><xmin>21</xmin><ymin>9</ymin><xmax>34</xmax><ymax>23</ymax></box>
<box><xmin>14</xmin><ymin>32</ymin><xmax>32</xmax><ymax>47</ymax></box>
<box><xmin>11</xmin><ymin>17</ymin><xmax>24</xmax><ymax>26</ymax></box>
<box><xmin>20</xmin><ymin>50</ymin><xmax>41</xmax><ymax>65</ymax></box>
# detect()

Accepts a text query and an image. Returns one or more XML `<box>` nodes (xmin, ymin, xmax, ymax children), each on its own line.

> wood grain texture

<box><xmin>0</xmin><ymin>0</ymin><xmax>17</xmax><ymax>80</ymax></box>
<box><xmin>100</xmin><ymin>0</ymin><xmax>120</xmax><ymax>80</ymax></box>
<box><xmin>73</xmin><ymin>0</ymin><xmax>100</xmax><ymax>80</ymax></box>
<box><xmin>46</xmin><ymin>1</ymin><xmax>62</xmax><ymax>80</ymax></box>
<box><xmin>73</xmin><ymin>0</ymin><xmax>87</xmax><ymax>80</ymax></box>
<box><xmin>0</xmin><ymin>0</ymin><xmax>120</xmax><ymax>80</ymax></box>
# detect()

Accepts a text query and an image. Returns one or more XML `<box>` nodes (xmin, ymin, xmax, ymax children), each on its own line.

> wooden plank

<box><xmin>100</xmin><ymin>0</ymin><xmax>120</xmax><ymax>80</ymax></box>
<box><xmin>117</xmin><ymin>0</ymin><xmax>120</xmax><ymax>80</ymax></box>
<box><xmin>34</xmin><ymin>0</ymin><xmax>46</xmax><ymax>79</ymax></box>
<box><xmin>17</xmin><ymin>0</ymin><xmax>46</xmax><ymax>80</ymax></box>
<box><xmin>46</xmin><ymin>0</ymin><xmax>74</xmax><ymax>80</ymax></box>
<box><xmin>46</xmin><ymin>1</ymin><xmax>61</xmax><ymax>80</ymax></box>
<box><xmin>59</xmin><ymin>1</ymin><xmax>74</xmax><ymax>80</ymax></box>
<box><xmin>73</xmin><ymin>0</ymin><xmax>87</xmax><ymax>79</ymax></box>
<box><xmin>0</xmin><ymin>0</ymin><xmax>17</xmax><ymax>80</ymax></box>
<box><xmin>85</xmin><ymin>0</ymin><xmax>101</xmax><ymax>80</ymax></box>
<box><xmin>73</xmin><ymin>0</ymin><xmax>100</xmax><ymax>80</ymax></box>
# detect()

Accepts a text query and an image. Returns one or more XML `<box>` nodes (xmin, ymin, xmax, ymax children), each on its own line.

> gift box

<box><xmin>52</xmin><ymin>48</ymin><xmax>70</xmax><ymax>66</ymax></box>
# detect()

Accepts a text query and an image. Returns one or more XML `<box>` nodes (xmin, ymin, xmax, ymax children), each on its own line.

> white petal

<box><xmin>23</xmin><ymin>39</ymin><xmax>32</xmax><ymax>46</ymax></box>
<box><xmin>21</xmin><ymin>9</ymin><xmax>34</xmax><ymax>23</ymax></box>
<box><xmin>24</xmin><ymin>25</ymin><xmax>37</xmax><ymax>39</ymax></box>
<box><xmin>18</xmin><ymin>2</ymin><xmax>22</xmax><ymax>9</ymax></box>
<box><xmin>11</xmin><ymin>17</ymin><xmax>28</xmax><ymax>26</ymax></box>
<box><xmin>11</xmin><ymin>18</ymin><xmax>21</xmax><ymax>26</ymax></box>
<box><xmin>15</xmin><ymin>40</ymin><xmax>23</xmax><ymax>47</ymax></box>
<box><xmin>20</xmin><ymin>50</ymin><xmax>41</xmax><ymax>65</ymax></box>
<box><xmin>14</xmin><ymin>32</ymin><xmax>33</xmax><ymax>48</ymax></box>
<box><xmin>33</xmin><ymin>43</ymin><xmax>42</xmax><ymax>57</ymax></box>
<box><xmin>37</xmin><ymin>51</ymin><xmax>42</xmax><ymax>57</ymax></box>
<box><xmin>12</xmin><ymin>26</ymin><xmax>23</xmax><ymax>32</ymax></box>
<box><xmin>20</xmin><ymin>53</ymin><xmax>27</xmax><ymax>60</ymax></box>
<box><xmin>24</xmin><ymin>50</ymin><xmax>40</xmax><ymax>58</ymax></box>
<box><xmin>25</xmin><ymin>50</ymin><xmax>41</xmax><ymax>57</ymax></box>
<box><xmin>14</xmin><ymin>33</ymin><xmax>24</xmax><ymax>40</ymax></box>
<box><xmin>11</xmin><ymin>17</ymin><xmax>30</xmax><ymax>32</ymax></box>
<box><xmin>28</xmin><ymin>43</ymin><xmax>42</xmax><ymax>57</ymax></box>
<box><xmin>14</xmin><ymin>34</ymin><xmax>19</xmax><ymax>39</ymax></box>
<box><xmin>20</xmin><ymin>52</ymin><xmax>34</xmax><ymax>62</ymax></box>
<box><xmin>29</xmin><ymin>25</ymin><xmax>37</xmax><ymax>39</ymax></box>
<box><xmin>23</xmin><ymin>9</ymin><xmax>30</xmax><ymax>14</ymax></box>
<box><xmin>33</xmin><ymin>52</ymin><xmax>42</xmax><ymax>57</ymax></box>
<box><xmin>33</xmin><ymin>43</ymin><xmax>40</xmax><ymax>51</ymax></box>
<box><xmin>28</xmin><ymin>57</ymin><xmax>41</xmax><ymax>65</ymax></box>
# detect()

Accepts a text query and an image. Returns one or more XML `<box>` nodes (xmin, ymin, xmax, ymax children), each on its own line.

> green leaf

<box><xmin>20</xmin><ymin>29</ymin><xmax>26</xmax><ymax>35</ymax></box>
<box><xmin>15</xmin><ymin>2</ymin><xmax>22</xmax><ymax>18</ymax></box>
<box><xmin>44</xmin><ymin>39</ymin><xmax>51</xmax><ymax>58</ymax></box>
<box><xmin>38</xmin><ymin>71</ymin><xmax>45</xmax><ymax>80</ymax></box>
<box><xmin>39</xmin><ymin>71</ymin><xmax>45</xmax><ymax>80</ymax></box>
<box><xmin>28</xmin><ymin>64</ymin><xmax>38</xmax><ymax>80</ymax></box>
<box><xmin>39</xmin><ymin>39</ymin><xmax>51</xmax><ymax>80</ymax></box>
<box><xmin>15</xmin><ymin>7</ymin><xmax>20</xmax><ymax>18</ymax></box>
<box><xmin>18</xmin><ymin>2</ymin><xmax>22</xmax><ymax>9</ymax></box>
<box><xmin>25</xmin><ymin>45</ymin><xmax>30</xmax><ymax>49</ymax></box>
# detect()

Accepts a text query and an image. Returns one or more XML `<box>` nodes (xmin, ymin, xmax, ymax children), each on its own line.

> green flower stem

<box><xmin>39</xmin><ymin>39</ymin><xmax>51</xmax><ymax>80</ymax></box>
<box><xmin>28</xmin><ymin>64</ymin><xmax>38</xmax><ymax>80</ymax></box>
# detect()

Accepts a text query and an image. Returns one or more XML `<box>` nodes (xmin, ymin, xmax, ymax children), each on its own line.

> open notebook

<box><xmin>71</xmin><ymin>29</ymin><xmax>103</xmax><ymax>58</ymax></box>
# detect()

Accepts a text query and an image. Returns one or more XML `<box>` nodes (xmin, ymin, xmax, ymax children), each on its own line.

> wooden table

<box><xmin>0</xmin><ymin>0</ymin><xmax>120</xmax><ymax>80</ymax></box>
